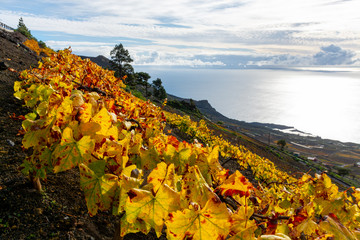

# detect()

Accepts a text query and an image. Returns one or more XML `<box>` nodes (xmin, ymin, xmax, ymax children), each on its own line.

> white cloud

<box><xmin>313</xmin><ymin>44</ymin><xmax>357</xmax><ymax>65</ymax></box>
<box><xmin>2</xmin><ymin>0</ymin><xmax>360</xmax><ymax>67</ymax></box>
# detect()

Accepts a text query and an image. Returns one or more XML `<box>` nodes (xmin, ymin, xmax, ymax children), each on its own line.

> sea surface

<box><xmin>136</xmin><ymin>66</ymin><xmax>360</xmax><ymax>144</ymax></box>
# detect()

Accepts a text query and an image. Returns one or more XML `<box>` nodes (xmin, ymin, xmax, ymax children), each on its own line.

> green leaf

<box><xmin>120</xmin><ymin>214</ymin><xmax>152</xmax><ymax>237</ymax></box>
<box><xmin>79</xmin><ymin>163</ymin><xmax>119</xmax><ymax>216</ymax></box>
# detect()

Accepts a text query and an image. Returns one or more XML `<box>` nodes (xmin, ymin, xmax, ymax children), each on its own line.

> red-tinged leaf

<box><xmin>53</xmin><ymin>127</ymin><xmax>95</xmax><ymax>173</ymax></box>
<box><xmin>120</xmin><ymin>214</ymin><xmax>152</xmax><ymax>237</ymax></box>
<box><xmin>113</xmin><ymin>172</ymin><xmax>141</xmax><ymax>215</ymax></box>
<box><xmin>218</xmin><ymin>170</ymin><xmax>253</xmax><ymax>197</ymax></box>
<box><xmin>166</xmin><ymin>197</ymin><xmax>231</xmax><ymax>240</ymax></box>
<box><xmin>8</xmin><ymin>112</ymin><xmax>25</xmax><ymax>120</ymax></box>
<box><xmin>91</xmin><ymin>107</ymin><xmax>112</xmax><ymax>136</ymax></box>
<box><xmin>125</xmin><ymin>184</ymin><xmax>180</xmax><ymax>237</ymax></box>
<box><xmin>181</xmin><ymin>165</ymin><xmax>215</xmax><ymax>208</ymax></box>
<box><xmin>22</xmin><ymin>128</ymin><xmax>47</xmax><ymax>149</ymax></box>
<box><xmin>79</xmin><ymin>163</ymin><xmax>118</xmax><ymax>216</ymax></box>
<box><xmin>79</xmin><ymin>102</ymin><xmax>93</xmax><ymax>123</ymax></box>
<box><xmin>147</xmin><ymin>162</ymin><xmax>176</xmax><ymax>193</ymax></box>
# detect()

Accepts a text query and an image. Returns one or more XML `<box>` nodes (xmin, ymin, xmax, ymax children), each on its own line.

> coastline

<box><xmin>167</xmin><ymin>93</ymin><xmax>360</xmax><ymax>185</ymax></box>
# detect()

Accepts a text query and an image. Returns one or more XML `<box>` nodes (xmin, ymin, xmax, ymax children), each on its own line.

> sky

<box><xmin>1</xmin><ymin>0</ymin><xmax>360</xmax><ymax>68</ymax></box>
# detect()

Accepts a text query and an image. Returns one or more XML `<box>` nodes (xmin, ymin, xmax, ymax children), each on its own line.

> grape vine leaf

<box><xmin>21</xmin><ymin>119</ymin><xmax>49</xmax><ymax>149</ymax></box>
<box><xmin>112</xmin><ymin>173</ymin><xmax>141</xmax><ymax>215</ymax></box>
<box><xmin>229</xmin><ymin>205</ymin><xmax>257</xmax><ymax>240</ymax></box>
<box><xmin>218</xmin><ymin>170</ymin><xmax>254</xmax><ymax>197</ymax></box>
<box><xmin>181</xmin><ymin>165</ymin><xmax>215</xmax><ymax>208</ymax></box>
<box><xmin>53</xmin><ymin>127</ymin><xmax>95</xmax><ymax>173</ymax></box>
<box><xmin>259</xmin><ymin>233</ymin><xmax>291</xmax><ymax>240</ymax></box>
<box><xmin>120</xmin><ymin>214</ymin><xmax>152</xmax><ymax>237</ymax></box>
<box><xmin>79</xmin><ymin>102</ymin><xmax>93</xmax><ymax>123</ymax></box>
<box><xmin>139</xmin><ymin>146</ymin><xmax>161</xmax><ymax>170</ymax></box>
<box><xmin>147</xmin><ymin>162</ymin><xmax>176</xmax><ymax>193</ymax></box>
<box><xmin>196</xmin><ymin>145</ymin><xmax>222</xmax><ymax>185</ymax></box>
<box><xmin>79</xmin><ymin>162</ymin><xmax>119</xmax><ymax>216</ymax></box>
<box><xmin>319</xmin><ymin>215</ymin><xmax>358</xmax><ymax>240</ymax></box>
<box><xmin>125</xmin><ymin>184</ymin><xmax>180</xmax><ymax>237</ymax></box>
<box><xmin>166</xmin><ymin>197</ymin><xmax>231</xmax><ymax>240</ymax></box>
<box><xmin>91</xmin><ymin>107</ymin><xmax>112</xmax><ymax>136</ymax></box>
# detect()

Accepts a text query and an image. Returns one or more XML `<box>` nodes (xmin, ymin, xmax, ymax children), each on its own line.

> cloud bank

<box><xmin>1</xmin><ymin>0</ymin><xmax>360</xmax><ymax>68</ymax></box>
<box><xmin>313</xmin><ymin>44</ymin><xmax>357</xmax><ymax>65</ymax></box>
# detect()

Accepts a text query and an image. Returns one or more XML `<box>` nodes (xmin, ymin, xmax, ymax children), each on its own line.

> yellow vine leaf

<box><xmin>91</xmin><ymin>107</ymin><xmax>112</xmax><ymax>136</ymax></box>
<box><xmin>55</xmin><ymin>96</ymin><xmax>73</xmax><ymax>127</ymax></box>
<box><xmin>294</xmin><ymin>219</ymin><xmax>318</xmax><ymax>238</ymax></box>
<box><xmin>166</xmin><ymin>197</ymin><xmax>231</xmax><ymax>240</ymax></box>
<box><xmin>79</xmin><ymin>162</ymin><xmax>118</xmax><ymax>216</ymax></box>
<box><xmin>319</xmin><ymin>215</ymin><xmax>358</xmax><ymax>240</ymax></box>
<box><xmin>147</xmin><ymin>162</ymin><xmax>176</xmax><ymax>193</ymax></box>
<box><xmin>53</xmin><ymin>127</ymin><xmax>95</xmax><ymax>173</ymax></box>
<box><xmin>353</xmin><ymin>188</ymin><xmax>360</xmax><ymax>207</ymax></box>
<box><xmin>218</xmin><ymin>170</ymin><xmax>254</xmax><ymax>197</ymax></box>
<box><xmin>181</xmin><ymin>165</ymin><xmax>215</xmax><ymax>208</ymax></box>
<box><xmin>259</xmin><ymin>233</ymin><xmax>291</xmax><ymax>240</ymax></box>
<box><xmin>196</xmin><ymin>145</ymin><xmax>222</xmax><ymax>185</ymax></box>
<box><xmin>79</xmin><ymin>121</ymin><xmax>101</xmax><ymax>136</ymax></box>
<box><xmin>79</xmin><ymin>102</ymin><xmax>93</xmax><ymax>123</ymax></box>
<box><xmin>139</xmin><ymin>146</ymin><xmax>161</xmax><ymax>170</ymax></box>
<box><xmin>229</xmin><ymin>205</ymin><xmax>257</xmax><ymax>240</ymax></box>
<box><xmin>125</xmin><ymin>184</ymin><xmax>180</xmax><ymax>237</ymax></box>
<box><xmin>22</xmin><ymin>123</ymin><xmax>47</xmax><ymax>148</ymax></box>
<box><xmin>113</xmin><ymin>173</ymin><xmax>141</xmax><ymax>215</ymax></box>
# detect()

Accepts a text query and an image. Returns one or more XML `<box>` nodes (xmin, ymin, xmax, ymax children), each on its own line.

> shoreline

<box><xmin>167</xmin><ymin>93</ymin><xmax>360</xmax><ymax>185</ymax></box>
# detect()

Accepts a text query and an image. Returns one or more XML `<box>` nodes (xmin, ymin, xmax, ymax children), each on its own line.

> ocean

<box><xmin>135</xmin><ymin>66</ymin><xmax>360</xmax><ymax>144</ymax></box>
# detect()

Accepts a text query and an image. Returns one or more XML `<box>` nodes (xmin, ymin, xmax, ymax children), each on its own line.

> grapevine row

<box><xmin>14</xmin><ymin>47</ymin><xmax>360</xmax><ymax>239</ymax></box>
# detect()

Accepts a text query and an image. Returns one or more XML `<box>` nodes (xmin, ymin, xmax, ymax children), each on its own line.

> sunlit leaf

<box><xmin>53</xmin><ymin>127</ymin><xmax>95</xmax><ymax>172</ymax></box>
<box><xmin>147</xmin><ymin>162</ymin><xmax>176</xmax><ymax>193</ymax></box>
<box><xmin>218</xmin><ymin>170</ymin><xmax>254</xmax><ymax>197</ymax></box>
<box><xmin>166</xmin><ymin>197</ymin><xmax>231</xmax><ymax>240</ymax></box>
<box><xmin>91</xmin><ymin>107</ymin><xmax>112</xmax><ymax>136</ymax></box>
<box><xmin>181</xmin><ymin>165</ymin><xmax>215</xmax><ymax>207</ymax></box>
<box><xmin>125</xmin><ymin>184</ymin><xmax>180</xmax><ymax>237</ymax></box>
<box><xmin>229</xmin><ymin>205</ymin><xmax>257</xmax><ymax>240</ymax></box>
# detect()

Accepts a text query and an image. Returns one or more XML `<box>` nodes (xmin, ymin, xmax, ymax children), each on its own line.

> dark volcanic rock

<box><xmin>79</xmin><ymin>55</ymin><xmax>112</xmax><ymax>69</ymax></box>
<box><xmin>0</xmin><ymin>61</ymin><xmax>9</xmax><ymax>70</ymax></box>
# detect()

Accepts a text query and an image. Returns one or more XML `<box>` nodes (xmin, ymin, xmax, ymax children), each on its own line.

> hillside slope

<box><xmin>2</xmin><ymin>29</ymin><xmax>359</xmax><ymax>239</ymax></box>
<box><xmin>0</xmin><ymin>29</ymin><xmax>134</xmax><ymax>240</ymax></box>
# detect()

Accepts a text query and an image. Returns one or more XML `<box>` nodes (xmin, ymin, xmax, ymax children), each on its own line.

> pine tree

<box><xmin>152</xmin><ymin>78</ymin><xmax>167</xmax><ymax>100</ymax></box>
<box><xmin>136</xmin><ymin>72</ymin><xmax>151</xmax><ymax>97</ymax></box>
<box><xmin>16</xmin><ymin>17</ymin><xmax>33</xmax><ymax>39</ymax></box>
<box><xmin>109</xmin><ymin>43</ymin><xmax>133</xmax><ymax>79</ymax></box>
